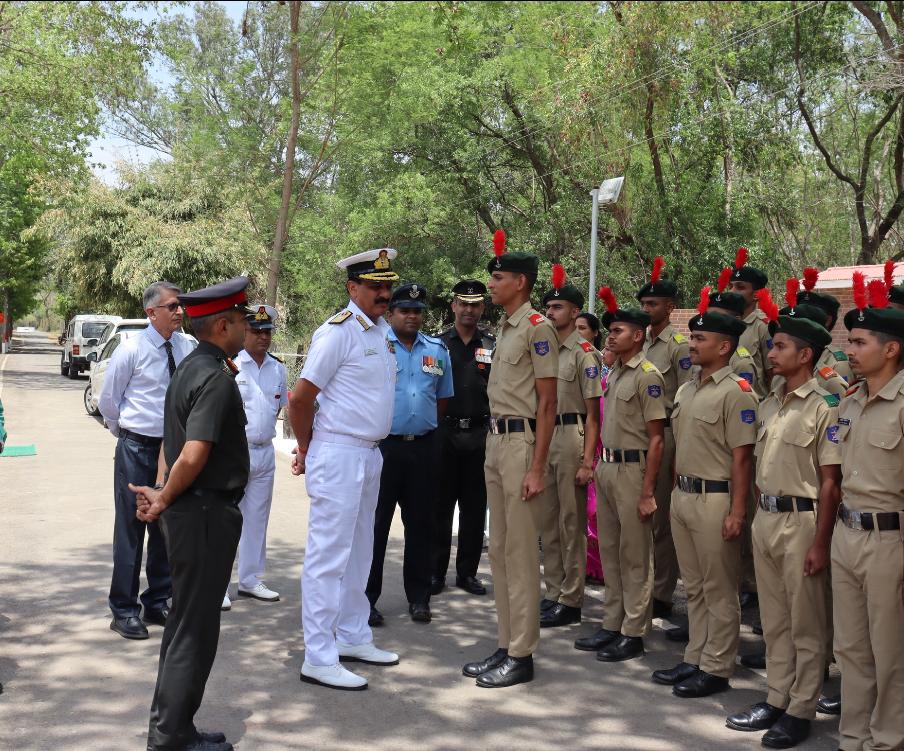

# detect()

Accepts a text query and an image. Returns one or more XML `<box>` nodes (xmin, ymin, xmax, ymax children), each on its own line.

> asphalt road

<box><xmin>0</xmin><ymin>331</ymin><xmax>841</xmax><ymax>750</ymax></box>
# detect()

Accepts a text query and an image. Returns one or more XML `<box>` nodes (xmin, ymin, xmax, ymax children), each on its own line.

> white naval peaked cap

<box><xmin>336</xmin><ymin>248</ymin><xmax>400</xmax><ymax>282</ymax></box>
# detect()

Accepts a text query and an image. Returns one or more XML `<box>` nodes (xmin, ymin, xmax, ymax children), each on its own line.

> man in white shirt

<box><xmin>288</xmin><ymin>247</ymin><xmax>400</xmax><ymax>691</ymax></box>
<box><xmin>224</xmin><ymin>304</ymin><xmax>289</xmax><ymax>610</ymax></box>
<box><xmin>99</xmin><ymin>281</ymin><xmax>196</xmax><ymax>640</ymax></box>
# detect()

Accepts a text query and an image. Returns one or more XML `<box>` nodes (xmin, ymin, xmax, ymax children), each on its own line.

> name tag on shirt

<box><xmin>423</xmin><ymin>355</ymin><xmax>444</xmax><ymax>376</ymax></box>
<box><xmin>365</xmin><ymin>348</ymin><xmax>379</xmax><ymax>356</ymax></box>
<box><xmin>474</xmin><ymin>348</ymin><xmax>493</xmax><ymax>364</ymax></box>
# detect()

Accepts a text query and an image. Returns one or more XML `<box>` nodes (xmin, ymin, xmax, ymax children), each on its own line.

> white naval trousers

<box><xmin>237</xmin><ymin>442</ymin><xmax>277</xmax><ymax>590</ymax></box>
<box><xmin>301</xmin><ymin>433</ymin><xmax>383</xmax><ymax>666</ymax></box>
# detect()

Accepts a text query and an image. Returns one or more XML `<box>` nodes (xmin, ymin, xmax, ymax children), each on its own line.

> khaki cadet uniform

<box><xmin>739</xmin><ymin>310</ymin><xmax>773</xmax><ymax>399</ymax></box>
<box><xmin>833</xmin><ymin>372</ymin><xmax>904</xmax><ymax>751</ymax></box>
<box><xmin>816</xmin><ymin>346</ymin><xmax>854</xmax><ymax>384</ymax></box>
<box><xmin>772</xmin><ymin>366</ymin><xmax>849</xmax><ymax>403</ymax></box>
<box><xmin>753</xmin><ymin>379</ymin><xmax>841</xmax><ymax>719</ymax></box>
<box><xmin>671</xmin><ymin>366</ymin><xmax>758</xmax><ymax>677</ymax></box>
<box><xmin>596</xmin><ymin>352</ymin><xmax>666</xmax><ymax>636</ymax></box>
<box><xmin>541</xmin><ymin>331</ymin><xmax>602</xmax><ymax>607</ymax></box>
<box><xmin>644</xmin><ymin>325</ymin><xmax>693</xmax><ymax>603</ymax></box>
<box><xmin>485</xmin><ymin>302</ymin><xmax>558</xmax><ymax>658</ymax></box>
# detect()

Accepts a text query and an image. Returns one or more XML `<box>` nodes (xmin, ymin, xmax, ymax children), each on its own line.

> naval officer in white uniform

<box><xmin>288</xmin><ymin>247</ymin><xmax>400</xmax><ymax>690</ymax></box>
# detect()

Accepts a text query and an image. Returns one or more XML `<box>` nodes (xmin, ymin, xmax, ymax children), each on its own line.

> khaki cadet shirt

<box><xmin>643</xmin><ymin>323</ymin><xmax>693</xmax><ymax>413</ymax></box>
<box><xmin>739</xmin><ymin>309</ymin><xmax>773</xmax><ymax>398</ymax></box>
<box><xmin>816</xmin><ymin>346</ymin><xmax>854</xmax><ymax>384</ymax></box>
<box><xmin>755</xmin><ymin>378</ymin><xmax>842</xmax><ymax>498</ymax></box>
<box><xmin>488</xmin><ymin>302</ymin><xmax>559</xmax><ymax>418</ymax></box>
<box><xmin>837</xmin><ymin>368</ymin><xmax>904</xmax><ymax>513</ymax></box>
<box><xmin>729</xmin><ymin>346</ymin><xmax>759</xmax><ymax>395</ymax></box>
<box><xmin>556</xmin><ymin>329</ymin><xmax>603</xmax><ymax>414</ymax></box>
<box><xmin>673</xmin><ymin>365</ymin><xmax>760</xmax><ymax>481</ymax></box>
<box><xmin>772</xmin><ymin>366</ymin><xmax>848</xmax><ymax>402</ymax></box>
<box><xmin>600</xmin><ymin>351</ymin><xmax>667</xmax><ymax>450</ymax></box>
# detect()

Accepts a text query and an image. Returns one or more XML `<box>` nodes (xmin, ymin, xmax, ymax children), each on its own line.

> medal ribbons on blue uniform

<box><xmin>422</xmin><ymin>355</ymin><xmax>444</xmax><ymax>375</ymax></box>
<box><xmin>474</xmin><ymin>347</ymin><xmax>493</xmax><ymax>364</ymax></box>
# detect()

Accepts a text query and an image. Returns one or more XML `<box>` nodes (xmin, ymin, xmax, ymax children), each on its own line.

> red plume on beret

<box><xmin>756</xmin><ymin>288</ymin><xmax>779</xmax><ymax>324</ymax></box>
<box><xmin>551</xmin><ymin>263</ymin><xmax>565</xmax><ymax>290</ymax></box>
<box><xmin>885</xmin><ymin>259</ymin><xmax>896</xmax><ymax>290</ymax></box>
<box><xmin>734</xmin><ymin>246</ymin><xmax>748</xmax><ymax>270</ymax></box>
<box><xmin>802</xmin><ymin>267</ymin><xmax>819</xmax><ymax>292</ymax></box>
<box><xmin>716</xmin><ymin>267</ymin><xmax>732</xmax><ymax>293</ymax></box>
<box><xmin>852</xmin><ymin>271</ymin><xmax>867</xmax><ymax>312</ymax></box>
<box><xmin>868</xmin><ymin>279</ymin><xmax>889</xmax><ymax>309</ymax></box>
<box><xmin>597</xmin><ymin>286</ymin><xmax>618</xmax><ymax>314</ymax></box>
<box><xmin>651</xmin><ymin>256</ymin><xmax>664</xmax><ymax>285</ymax></box>
<box><xmin>697</xmin><ymin>286</ymin><xmax>711</xmax><ymax>317</ymax></box>
<box><xmin>785</xmin><ymin>278</ymin><xmax>799</xmax><ymax>309</ymax></box>
<box><xmin>493</xmin><ymin>229</ymin><xmax>506</xmax><ymax>257</ymax></box>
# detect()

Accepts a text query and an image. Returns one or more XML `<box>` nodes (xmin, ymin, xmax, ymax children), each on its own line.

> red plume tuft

<box><xmin>756</xmin><ymin>288</ymin><xmax>779</xmax><ymax>324</ymax></box>
<box><xmin>717</xmin><ymin>267</ymin><xmax>732</xmax><ymax>293</ymax></box>
<box><xmin>785</xmin><ymin>278</ymin><xmax>799</xmax><ymax>309</ymax></box>
<box><xmin>697</xmin><ymin>286</ymin><xmax>711</xmax><ymax>317</ymax></box>
<box><xmin>802</xmin><ymin>267</ymin><xmax>819</xmax><ymax>292</ymax></box>
<box><xmin>885</xmin><ymin>259</ymin><xmax>896</xmax><ymax>290</ymax></box>
<box><xmin>852</xmin><ymin>272</ymin><xmax>867</xmax><ymax>311</ymax></box>
<box><xmin>651</xmin><ymin>256</ymin><xmax>665</xmax><ymax>285</ymax></box>
<box><xmin>597</xmin><ymin>286</ymin><xmax>618</xmax><ymax>314</ymax></box>
<box><xmin>868</xmin><ymin>279</ymin><xmax>889</xmax><ymax>309</ymax></box>
<box><xmin>493</xmin><ymin>229</ymin><xmax>506</xmax><ymax>257</ymax></box>
<box><xmin>551</xmin><ymin>263</ymin><xmax>566</xmax><ymax>290</ymax></box>
<box><xmin>734</xmin><ymin>246</ymin><xmax>748</xmax><ymax>270</ymax></box>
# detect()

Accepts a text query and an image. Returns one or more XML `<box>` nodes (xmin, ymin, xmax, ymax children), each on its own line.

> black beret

<box><xmin>844</xmin><ymin>305</ymin><xmax>904</xmax><ymax>338</ymax></box>
<box><xmin>601</xmin><ymin>307</ymin><xmax>651</xmax><ymax>330</ymax></box>
<box><xmin>689</xmin><ymin>310</ymin><xmax>745</xmax><ymax>339</ymax></box>
<box><xmin>486</xmin><ymin>252</ymin><xmax>539</xmax><ymax>276</ymax></box>
<box><xmin>769</xmin><ymin>312</ymin><xmax>833</xmax><ymax>348</ymax></box>
<box><xmin>542</xmin><ymin>283</ymin><xmax>584</xmax><ymax>308</ymax></box>
<box><xmin>797</xmin><ymin>290</ymin><xmax>841</xmax><ymax>319</ymax></box>
<box><xmin>708</xmin><ymin>291</ymin><xmax>746</xmax><ymax>318</ymax></box>
<box><xmin>636</xmin><ymin>279</ymin><xmax>678</xmax><ymax>300</ymax></box>
<box><xmin>732</xmin><ymin>265</ymin><xmax>768</xmax><ymax>290</ymax></box>
<box><xmin>889</xmin><ymin>284</ymin><xmax>904</xmax><ymax>307</ymax></box>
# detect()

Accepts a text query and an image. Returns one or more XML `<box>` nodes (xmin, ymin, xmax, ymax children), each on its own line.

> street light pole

<box><xmin>588</xmin><ymin>187</ymin><xmax>600</xmax><ymax>314</ymax></box>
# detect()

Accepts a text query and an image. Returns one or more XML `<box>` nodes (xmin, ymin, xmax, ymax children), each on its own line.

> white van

<box><xmin>61</xmin><ymin>314</ymin><xmax>121</xmax><ymax>379</ymax></box>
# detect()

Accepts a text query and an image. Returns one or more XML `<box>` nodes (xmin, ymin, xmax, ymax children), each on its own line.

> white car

<box><xmin>97</xmin><ymin>318</ymin><xmax>150</xmax><ymax>348</ymax></box>
<box><xmin>84</xmin><ymin>329</ymin><xmax>144</xmax><ymax>416</ymax></box>
<box><xmin>61</xmin><ymin>314</ymin><xmax>121</xmax><ymax>379</ymax></box>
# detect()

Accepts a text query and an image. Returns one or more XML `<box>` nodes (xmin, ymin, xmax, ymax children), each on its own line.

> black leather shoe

<box><xmin>196</xmin><ymin>730</ymin><xmax>227</xmax><ymax>743</ymax></box>
<box><xmin>409</xmin><ymin>603</ymin><xmax>432</xmax><ymax>623</ymax></box>
<box><xmin>463</xmin><ymin>648</ymin><xmax>508</xmax><ymax>677</ymax></box>
<box><xmin>673</xmin><ymin>670</ymin><xmax>730</xmax><ymax>698</ymax></box>
<box><xmin>368</xmin><ymin>606</ymin><xmax>384</xmax><ymax>627</ymax></box>
<box><xmin>430</xmin><ymin>576</ymin><xmax>445</xmax><ymax>596</ymax></box>
<box><xmin>142</xmin><ymin>608</ymin><xmax>169</xmax><ymax>627</ymax></box>
<box><xmin>455</xmin><ymin>576</ymin><xmax>487</xmax><ymax>595</ymax></box>
<box><xmin>726</xmin><ymin>702</ymin><xmax>784</xmax><ymax>731</ymax></box>
<box><xmin>183</xmin><ymin>739</ymin><xmax>233</xmax><ymax>751</ymax></box>
<box><xmin>816</xmin><ymin>694</ymin><xmax>840</xmax><ymax>715</ymax></box>
<box><xmin>574</xmin><ymin>628</ymin><xmax>620</xmax><ymax>652</ymax></box>
<box><xmin>540</xmin><ymin>597</ymin><xmax>557</xmax><ymax>612</ymax></box>
<box><xmin>741</xmin><ymin>652</ymin><xmax>767</xmax><ymax>670</ymax></box>
<box><xmin>752</xmin><ymin>621</ymin><xmax>764</xmax><ymax>636</ymax></box>
<box><xmin>540</xmin><ymin>603</ymin><xmax>581</xmax><ymax>627</ymax></box>
<box><xmin>110</xmin><ymin>616</ymin><xmax>149</xmax><ymax>640</ymax></box>
<box><xmin>652</xmin><ymin>598</ymin><xmax>673</xmax><ymax>618</ymax></box>
<box><xmin>762</xmin><ymin>714</ymin><xmax>810</xmax><ymax>748</ymax></box>
<box><xmin>739</xmin><ymin>591</ymin><xmax>759</xmax><ymax>610</ymax></box>
<box><xmin>665</xmin><ymin>625</ymin><xmax>689</xmax><ymax>642</ymax></box>
<box><xmin>652</xmin><ymin>662</ymin><xmax>699</xmax><ymax>686</ymax></box>
<box><xmin>597</xmin><ymin>635</ymin><xmax>643</xmax><ymax>662</ymax></box>
<box><xmin>476</xmin><ymin>655</ymin><xmax>534</xmax><ymax>688</ymax></box>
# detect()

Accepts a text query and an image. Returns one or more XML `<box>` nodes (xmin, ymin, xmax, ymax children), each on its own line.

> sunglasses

<box><xmin>154</xmin><ymin>302</ymin><xmax>182</xmax><ymax>313</ymax></box>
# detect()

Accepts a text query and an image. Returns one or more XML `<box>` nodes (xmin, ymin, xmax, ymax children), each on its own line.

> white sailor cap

<box><xmin>336</xmin><ymin>248</ymin><xmax>400</xmax><ymax>282</ymax></box>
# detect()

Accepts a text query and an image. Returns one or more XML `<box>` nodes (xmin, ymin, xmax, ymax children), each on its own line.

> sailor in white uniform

<box><xmin>288</xmin><ymin>247</ymin><xmax>400</xmax><ymax>690</ymax></box>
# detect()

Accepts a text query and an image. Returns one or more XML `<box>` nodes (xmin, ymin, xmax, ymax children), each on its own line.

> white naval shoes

<box><xmin>221</xmin><ymin>593</ymin><xmax>232</xmax><ymax>611</ymax></box>
<box><xmin>300</xmin><ymin>661</ymin><xmax>368</xmax><ymax>691</ymax></box>
<box><xmin>238</xmin><ymin>582</ymin><xmax>280</xmax><ymax>602</ymax></box>
<box><xmin>337</xmin><ymin>641</ymin><xmax>400</xmax><ymax>666</ymax></box>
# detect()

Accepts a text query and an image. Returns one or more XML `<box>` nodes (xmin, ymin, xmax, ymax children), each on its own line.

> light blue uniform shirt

<box><xmin>389</xmin><ymin>329</ymin><xmax>454</xmax><ymax>436</ymax></box>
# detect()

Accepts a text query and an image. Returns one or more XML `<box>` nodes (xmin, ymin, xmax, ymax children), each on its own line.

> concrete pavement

<box><xmin>0</xmin><ymin>332</ymin><xmax>840</xmax><ymax>750</ymax></box>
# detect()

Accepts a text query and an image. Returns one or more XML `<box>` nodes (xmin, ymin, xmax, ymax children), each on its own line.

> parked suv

<box><xmin>61</xmin><ymin>314</ymin><xmax>120</xmax><ymax>379</ymax></box>
<box><xmin>96</xmin><ymin>318</ymin><xmax>150</xmax><ymax>348</ymax></box>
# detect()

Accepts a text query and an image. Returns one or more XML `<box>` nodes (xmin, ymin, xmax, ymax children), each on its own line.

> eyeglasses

<box><xmin>154</xmin><ymin>302</ymin><xmax>182</xmax><ymax>313</ymax></box>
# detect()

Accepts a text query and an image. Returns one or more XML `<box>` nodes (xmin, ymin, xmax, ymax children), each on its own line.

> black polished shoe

<box><xmin>741</xmin><ymin>652</ymin><xmax>767</xmax><ymax>670</ymax></box>
<box><xmin>597</xmin><ymin>635</ymin><xmax>643</xmax><ymax>662</ymax></box>
<box><xmin>726</xmin><ymin>702</ymin><xmax>785</xmax><ymax>731</ymax></box>
<box><xmin>762</xmin><ymin>713</ymin><xmax>810</xmax><ymax>748</ymax></box>
<box><xmin>739</xmin><ymin>591</ymin><xmax>759</xmax><ymax>610</ymax></box>
<box><xmin>673</xmin><ymin>670</ymin><xmax>730</xmax><ymax>698</ymax></box>
<box><xmin>752</xmin><ymin>621</ymin><xmax>764</xmax><ymax>636</ymax></box>
<box><xmin>196</xmin><ymin>730</ymin><xmax>228</xmax><ymax>744</ymax></box>
<box><xmin>430</xmin><ymin>576</ymin><xmax>445</xmax><ymax>596</ymax></box>
<box><xmin>409</xmin><ymin>602</ymin><xmax>432</xmax><ymax>623</ymax></box>
<box><xmin>110</xmin><ymin>616</ymin><xmax>149</xmax><ymax>640</ymax></box>
<box><xmin>816</xmin><ymin>694</ymin><xmax>840</xmax><ymax>715</ymax></box>
<box><xmin>652</xmin><ymin>598</ymin><xmax>673</xmax><ymax>618</ymax></box>
<box><xmin>476</xmin><ymin>655</ymin><xmax>534</xmax><ymax>688</ymax></box>
<box><xmin>368</xmin><ymin>606</ymin><xmax>384</xmax><ymax>627</ymax></box>
<box><xmin>540</xmin><ymin>597</ymin><xmax>558</xmax><ymax>612</ymax></box>
<box><xmin>463</xmin><ymin>648</ymin><xmax>508</xmax><ymax>677</ymax></box>
<box><xmin>651</xmin><ymin>661</ymin><xmax>699</xmax><ymax>686</ymax></box>
<box><xmin>183</xmin><ymin>739</ymin><xmax>233</xmax><ymax>751</ymax></box>
<box><xmin>574</xmin><ymin>628</ymin><xmax>620</xmax><ymax>652</ymax></box>
<box><xmin>540</xmin><ymin>603</ymin><xmax>581</xmax><ymax>627</ymax></box>
<box><xmin>665</xmin><ymin>625</ymin><xmax>689</xmax><ymax>642</ymax></box>
<box><xmin>142</xmin><ymin>607</ymin><xmax>169</xmax><ymax>627</ymax></box>
<box><xmin>455</xmin><ymin>576</ymin><xmax>487</xmax><ymax>595</ymax></box>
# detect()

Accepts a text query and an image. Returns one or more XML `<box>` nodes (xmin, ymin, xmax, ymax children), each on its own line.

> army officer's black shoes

<box><xmin>651</xmin><ymin>661</ymin><xmax>699</xmax><ymax>686</ymax></box>
<box><xmin>672</xmin><ymin>669</ymin><xmax>729</xmax><ymax>698</ymax></box>
<box><xmin>147</xmin><ymin>729</ymin><xmax>228</xmax><ymax>751</ymax></box>
<box><xmin>726</xmin><ymin>702</ymin><xmax>784</xmax><ymax>731</ymax></box>
<box><xmin>430</xmin><ymin>576</ymin><xmax>445</xmax><ymax>596</ymax></box>
<box><xmin>664</xmin><ymin>624</ymin><xmax>689</xmax><ymax>642</ymax></box>
<box><xmin>142</xmin><ymin>607</ymin><xmax>169</xmax><ymax>627</ymax></box>
<box><xmin>540</xmin><ymin>597</ymin><xmax>557</xmax><ymax>612</ymax></box>
<box><xmin>110</xmin><ymin>616</ymin><xmax>149</xmax><ymax>640</ymax></box>
<box><xmin>762</xmin><ymin>714</ymin><xmax>810</xmax><ymax>749</ymax></box>
<box><xmin>455</xmin><ymin>576</ymin><xmax>486</xmax><ymax>595</ymax></box>
<box><xmin>816</xmin><ymin>694</ymin><xmax>840</xmax><ymax>715</ymax></box>
<box><xmin>409</xmin><ymin>603</ymin><xmax>431</xmax><ymax>623</ymax></box>
<box><xmin>597</xmin><ymin>635</ymin><xmax>643</xmax><ymax>662</ymax></box>
<box><xmin>539</xmin><ymin>603</ymin><xmax>581</xmax><ymax>627</ymax></box>
<box><xmin>368</xmin><ymin>606</ymin><xmax>384</xmax><ymax>627</ymax></box>
<box><xmin>463</xmin><ymin>648</ymin><xmax>508</xmax><ymax>677</ymax></box>
<box><xmin>574</xmin><ymin>628</ymin><xmax>620</xmax><ymax>652</ymax></box>
<box><xmin>183</xmin><ymin>739</ymin><xmax>233</xmax><ymax>751</ymax></box>
<box><xmin>476</xmin><ymin>655</ymin><xmax>534</xmax><ymax>688</ymax></box>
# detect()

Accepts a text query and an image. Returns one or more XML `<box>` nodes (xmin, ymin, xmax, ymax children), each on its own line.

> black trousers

<box><xmin>148</xmin><ymin>494</ymin><xmax>242</xmax><ymax>751</ymax></box>
<box><xmin>366</xmin><ymin>431</ymin><xmax>439</xmax><ymax>607</ymax></box>
<box><xmin>109</xmin><ymin>435</ymin><xmax>171</xmax><ymax>619</ymax></box>
<box><xmin>432</xmin><ymin>426</ymin><xmax>488</xmax><ymax>581</ymax></box>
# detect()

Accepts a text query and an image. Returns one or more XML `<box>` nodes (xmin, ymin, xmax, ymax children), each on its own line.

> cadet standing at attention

<box><xmin>462</xmin><ymin>230</ymin><xmax>557</xmax><ymax>688</ymax></box>
<box><xmin>726</xmin><ymin>286</ymin><xmax>841</xmax><ymax>749</ymax></box>
<box><xmin>798</xmin><ymin>267</ymin><xmax>854</xmax><ymax>384</ymax></box>
<box><xmin>832</xmin><ymin>274</ymin><xmax>904</xmax><ymax>751</ymax></box>
<box><xmin>636</xmin><ymin>257</ymin><xmax>692</xmax><ymax>618</ymax></box>
<box><xmin>652</xmin><ymin>286</ymin><xmax>757</xmax><ymax>698</ymax></box>
<box><xmin>727</xmin><ymin>247</ymin><xmax>773</xmax><ymax>399</ymax></box>
<box><xmin>537</xmin><ymin>264</ymin><xmax>602</xmax><ymax>628</ymax></box>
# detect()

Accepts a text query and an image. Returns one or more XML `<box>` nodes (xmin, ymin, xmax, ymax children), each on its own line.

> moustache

<box><xmin>374</xmin><ymin>297</ymin><xmax>390</xmax><ymax>305</ymax></box>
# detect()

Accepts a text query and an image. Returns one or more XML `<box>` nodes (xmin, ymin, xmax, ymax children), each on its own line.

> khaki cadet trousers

<box><xmin>752</xmin><ymin>508</ymin><xmax>827</xmax><ymax>719</ymax></box>
<box><xmin>539</xmin><ymin>423</ymin><xmax>587</xmax><ymax>608</ymax></box>
<box><xmin>832</xmin><ymin>521</ymin><xmax>904</xmax><ymax>751</ymax></box>
<box><xmin>485</xmin><ymin>431</ymin><xmax>548</xmax><ymax>658</ymax></box>
<box><xmin>596</xmin><ymin>460</ymin><xmax>654</xmax><ymax>636</ymax></box>
<box><xmin>740</xmin><ymin>477</ymin><xmax>759</xmax><ymax>594</ymax></box>
<box><xmin>652</xmin><ymin>426</ymin><xmax>679</xmax><ymax>603</ymax></box>
<box><xmin>671</xmin><ymin>488</ymin><xmax>741</xmax><ymax>677</ymax></box>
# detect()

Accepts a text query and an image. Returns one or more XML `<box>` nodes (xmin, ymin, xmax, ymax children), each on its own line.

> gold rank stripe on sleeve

<box><xmin>354</xmin><ymin>314</ymin><xmax>373</xmax><ymax>331</ymax></box>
